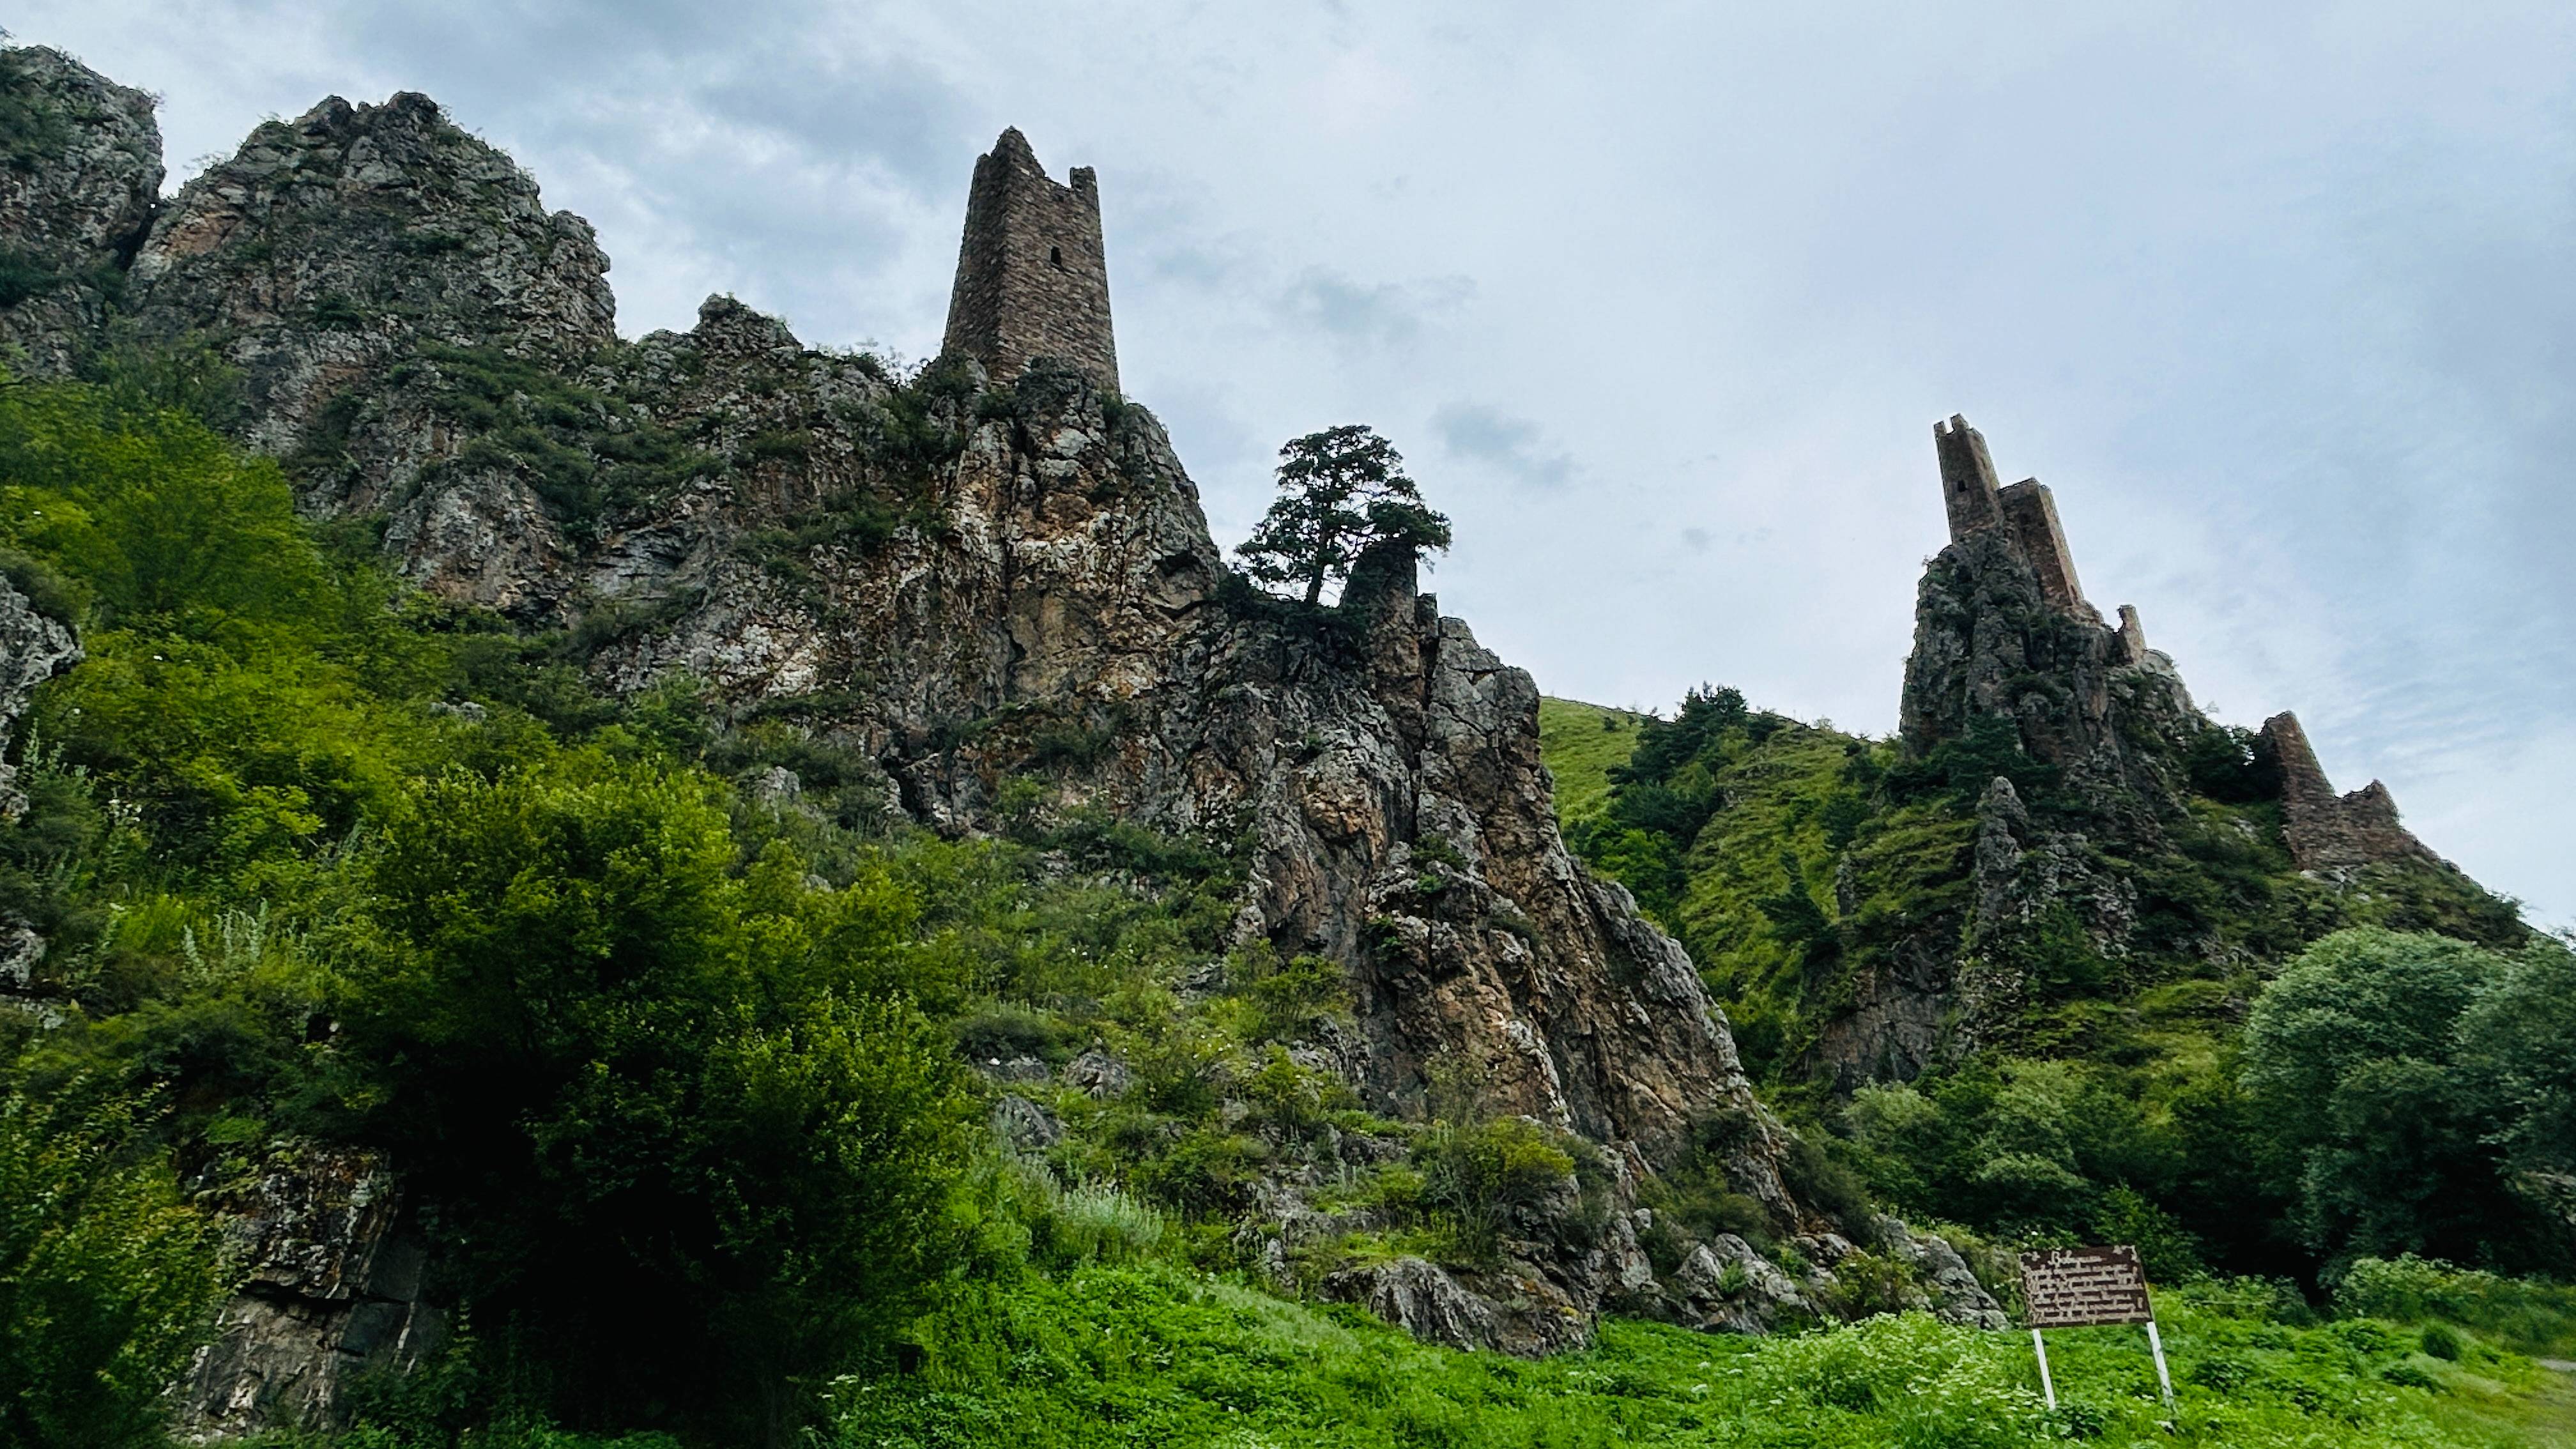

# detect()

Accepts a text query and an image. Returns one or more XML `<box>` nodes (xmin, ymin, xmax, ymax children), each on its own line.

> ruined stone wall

<box><xmin>2255</xmin><ymin>711</ymin><xmax>2435</xmax><ymax>870</ymax></box>
<box><xmin>941</xmin><ymin>128</ymin><xmax>1119</xmax><ymax>392</ymax></box>
<box><xmin>1933</xmin><ymin>418</ymin><xmax>2090</xmax><ymax>616</ymax></box>
<box><xmin>1997</xmin><ymin>479</ymin><xmax>2085</xmax><ymax>611</ymax></box>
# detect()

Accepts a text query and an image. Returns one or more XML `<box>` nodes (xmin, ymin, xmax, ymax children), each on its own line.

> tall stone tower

<box><xmin>942</xmin><ymin>128</ymin><xmax>1119</xmax><ymax>392</ymax></box>
<box><xmin>1931</xmin><ymin>414</ymin><xmax>2085</xmax><ymax>611</ymax></box>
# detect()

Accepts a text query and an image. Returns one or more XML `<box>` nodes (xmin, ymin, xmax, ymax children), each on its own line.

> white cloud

<box><xmin>10</xmin><ymin>0</ymin><xmax>2572</xmax><ymax>920</ymax></box>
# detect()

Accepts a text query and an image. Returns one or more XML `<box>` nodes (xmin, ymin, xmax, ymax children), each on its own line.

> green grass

<box><xmin>1536</xmin><ymin>697</ymin><xmax>1643</xmax><ymax>826</ymax></box>
<box><xmin>815</xmin><ymin>1264</ymin><xmax>2571</xmax><ymax>1448</ymax></box>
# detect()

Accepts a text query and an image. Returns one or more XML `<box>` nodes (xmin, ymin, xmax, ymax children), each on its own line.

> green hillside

<box><xmin>1535</xmin><ymin>696</ymin><xmax>1644</xmax><ymax>825</ymax></box>
<box><xmin>2</xmin><ymin>355</ymin><xmax>2573</xmax><ymax>1446</ymax></box>
<box><xmin>1541</xmin><ymin>687</ymin><xmax>2564</xmax><ymax>1291</ymax></box>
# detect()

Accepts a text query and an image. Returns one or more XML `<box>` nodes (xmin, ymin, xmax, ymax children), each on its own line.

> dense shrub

<box><xmin>0</xmin><ymin>1087</ymin><xmax>222</xmax><ymax>1449</ymax></box>
<box><xmin>2243</xmin><ymin>927</ymin><xmax>2571</xmax><ymax>1272</ymax></box>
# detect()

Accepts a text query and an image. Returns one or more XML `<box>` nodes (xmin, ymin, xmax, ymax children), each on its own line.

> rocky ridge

<box><xmin>0</xmin><ymin>47</ymin><xmax>2014</xmax><ymax>1422</ymax></box>
<box><xmin>1804</xmin><ymin>419</ymin><xmax>2498</xmax><ymax>1085</ymax></box>
<box><xmin>0</xmin><ymin>45</ymin><xmax>161</xmax><ymax>374</ymax></box>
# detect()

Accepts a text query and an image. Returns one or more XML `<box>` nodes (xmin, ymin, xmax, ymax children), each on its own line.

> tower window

<box><xmin>1048</xmin><ymin>245</ymin><xmax>1064</xmax><ymax>268</ymax></box>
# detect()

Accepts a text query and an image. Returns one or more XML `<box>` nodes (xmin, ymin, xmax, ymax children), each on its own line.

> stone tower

<box><xmin>1935</xmin><ymin>413</ymin><xmax>2004</xmax><ymax>538</ymax></box>
<box><xmin>1931</xmin><ymin>415</ymin><xmax>2085</xmax><ymax>611</ymax></box>
<box><xmin>942</xmin><ymin>128</ymin><xmax>1119</xmax><ymax>392</ymax></box>
<box><xmin>2255</xmin><ymin>711</ymin><xmax>2435</xmax><ymax>870</ymax></box>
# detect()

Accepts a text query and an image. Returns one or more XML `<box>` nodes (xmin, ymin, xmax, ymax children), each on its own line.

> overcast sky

<box><xmin>15</xmin><ymin>2</ymin><xmax>2573</xmax><ymax>924</ymax></box>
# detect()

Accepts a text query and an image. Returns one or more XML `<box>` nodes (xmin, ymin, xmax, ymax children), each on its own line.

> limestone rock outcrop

<box><xmin>172</xmin><ymin>1142</ymin><xmax>446</xmax><ymax>1441</ymax></box>
<box><xmin>0</xmin><ymin>46</ymin><xmax>161</xmax><ymax>375</ymax></box>
<box><xmin>126</xmin><ymin>90</ymin><xmax>615</xmax><ymax>457</ymax></box>
<box><xmin>0</xmin><ymin>50</ymin><xmax>1830</xmax><ymax>1374</ymax></box>
<box><xmin>0</xmin><ymin>573</ymin><xmax>80</xmax><ymax>995</ymax></box>
<box><xmin>0</xmin><ymin>572</ymin><xmax>79</xmax><ymax>822</ymax></box>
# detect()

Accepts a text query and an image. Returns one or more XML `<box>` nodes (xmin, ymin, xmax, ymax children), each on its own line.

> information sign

<box><xmin>2019</xmin><ymin>1245</ymin><xmax>2154</xmax><ymax>1328</ymax></box>
<box><xmin>2016</xmin><ymin>1244</ymin><xmax>2174</xmax><ymax>1417</ymax></box>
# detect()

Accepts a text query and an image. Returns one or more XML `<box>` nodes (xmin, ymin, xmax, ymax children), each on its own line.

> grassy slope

<box><xmin>829</xmin><ymin>1264</ymin><xmax>2570</xmax><ymax>1448</ymax></box>
<box><xmin>1535</xmin><ymin>697</ymin><xmax>1644</xmax><ymax>825</ymax></box>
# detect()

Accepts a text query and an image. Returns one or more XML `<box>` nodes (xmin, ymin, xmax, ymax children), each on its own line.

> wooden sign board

<box><xmin>2019</xmin><ymin>1245</ymin><xmax>2154</xmax><ymax>1328</ymax></box>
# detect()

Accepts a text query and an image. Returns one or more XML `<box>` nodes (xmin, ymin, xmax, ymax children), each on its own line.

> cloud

<box><xmin>1276</xmin><ymin>268</ymin><xmax>1472</xmax><ymax>346</ymax></box>
<box><xmin>1433</xmin><ymin>402</ymin><xmax>1575</xmax><ymax>489</ymax></box>
<box><xmin>12</xmin><ymin>0</ymin><xmax>2574</xmax><ymax>921</ymax></box>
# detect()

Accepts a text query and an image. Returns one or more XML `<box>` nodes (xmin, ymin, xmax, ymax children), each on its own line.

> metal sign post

<box><xmin>2145</xmin><ymin>1317</ymin><xmax>2177</xmax><ymax>1414</ymax></box>
<box><xmin>2018</xmin><ymin>1245</ymin><xmax>2175</xmax><ymax>1423</ymax></box>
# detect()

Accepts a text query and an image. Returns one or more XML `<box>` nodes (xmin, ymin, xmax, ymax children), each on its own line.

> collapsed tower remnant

<box><xmin>2255</xmin><ymin>712</ymin><xmax>2436</xmax><ymax>870</ymax></box>
<box><xmin>942</xmin><ymin>128</ymin><xmax>1119</xmax><ymax>392</ymax></box>
<box><xmin>1931</xmin><ymin>415</ymin><xmax>2085</xmax><ymax>611</ymax></box>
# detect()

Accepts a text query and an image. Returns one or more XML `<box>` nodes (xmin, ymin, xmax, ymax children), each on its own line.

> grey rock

<box><xmin>1063</xmin><ymin>1047</ymin><xmax>1135</xmax><ymax>1100</ymax></box>
<box><xmin>0</xmin><ymin>47</ymin><xmax>163</xmax><ymax>374</ymax></box>
<box><xmin>172</xmin><ymin>1142</ymin><xmax>447</xmax><ymax>1441</ymax></box>
<box><xmin>1672</xmin><ymin>1234</ymin><xmax>1810</xmax><ymax>1334</ymax></box>
<box><xmin>0</xmin><ymin>919</ymin><xmax>43</xmax><ymax>993</ymax></box>
<box><xmin>990</xmin><ymin>1094</ymin><xmax>1064</xmax><ymax>1155</ymax></box>
<box><xmin>0</xmin><ymin>574</ymin><xmax>80</xmax><ymax>820</ymax></box>
<box><xmin>0</xmin><ymin>574</ymin><xmax>80</xmax><ymax>1000</ymax></box>
<box><xmin>1876</xmin><ymin>1215</ymin><xmax>2008</xmax><ymax>1330</ymax></box>
<box><xmin>976</xmin><ymin>1054</ymin><xmax>1053</xmax><ymax>1086</ymax></box>
<box><xmin>749</xmin><ymin>764</ymin><xmax>803</xmax><ymax>805</ymax></box>
<box><xmin>1319</xmin><ymin>1255</ymin><xmax>1590</xmax><ymax>1357</ymax></box>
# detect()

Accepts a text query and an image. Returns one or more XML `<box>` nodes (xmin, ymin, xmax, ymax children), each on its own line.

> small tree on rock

<box><xmin>1236</xmin><ymin>424</ymin><xmax>1451</xmax><ymax>605</ymax></box>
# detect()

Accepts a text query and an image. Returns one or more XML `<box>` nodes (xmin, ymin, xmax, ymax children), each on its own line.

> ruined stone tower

<box><xmin>942</xmin><ymin>128</ymin><xmax>1118</xmax><ymax>392</ymax></box>
<box><xmin>2255</xmin><ymin>712</ymin><xmax>2436</xmax><ymax>870</ymax></box>
<box><xmin>1931</xmin><ymin>415</ymin><xmax>2085</xmax><ymax>611</ymax></box>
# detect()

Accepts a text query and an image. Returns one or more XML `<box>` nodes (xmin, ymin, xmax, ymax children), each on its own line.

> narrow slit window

<box><xmin>1048</xmin><ymin>245</ymin><xmax>1064</xmax><ymax>268</ymax></box>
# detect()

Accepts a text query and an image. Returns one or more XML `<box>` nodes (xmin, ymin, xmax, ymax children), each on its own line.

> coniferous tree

<box><xmin>1236</xmin><ymin>424</ymin><xmax>1451</xmax><ymax>604</ymax></box>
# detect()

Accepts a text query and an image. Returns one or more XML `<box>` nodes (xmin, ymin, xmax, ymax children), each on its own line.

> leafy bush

<box><xmin>1414</xmin><ymin>1112</ymin><xmax>1575</xmax><ymax>1264</ymax></box>
<box><xmin>332</xmin><ymin>760</ymin><xmax>979</xmax><ymax>1438</ymax></box>
<box><xmin>0</xmin><ymin>1087</ymin><xmax>222</xmax><ymax>1449</ymax></box>
<box><xmin>2334</xmin><ymin>1254</ymin><xmax>2576</xmax><ymax>1358</ymax></box>
<box><xmin>2243</xmin><ymin>928</ymin><xmax>2568</xmax><ymax>1271</ymax></box>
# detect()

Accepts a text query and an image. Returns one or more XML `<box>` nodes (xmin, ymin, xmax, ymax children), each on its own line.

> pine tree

<box><xmin>1236</xmin><ymin>424</ymin><xmax>1451</xmax><ymax>604</ymax></box>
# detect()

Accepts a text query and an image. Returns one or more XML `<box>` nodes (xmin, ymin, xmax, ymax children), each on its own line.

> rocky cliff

<box><xmin>1807</xmin><ymin>418</ymin><xmax>2506</xmax><ymax>1084</ymax></box>
<box><xmin>0</xmin><ymin>46</ymin><xmax>1975</xmax><ymax>1413</ymax></box>
<box><xmin>0</xmin><ymin>45</ymin><xmax>160</xmax><ymax>375</ymax></box>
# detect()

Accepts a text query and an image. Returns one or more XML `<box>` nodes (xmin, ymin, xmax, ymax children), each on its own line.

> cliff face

<box><xmin>0</xmin><ymin>54</ymin><xmax>1895</xmax><ymax>1393</ymax></box>
<box><xmin>0</xmin><ymin>47</ymin><xmax>162</xmax><ymax>375</ymax></box>
<box><xmin>1809</xmin><ymin>420</ymin><xmax>2493</xmax><ymax>1084</ymax></box>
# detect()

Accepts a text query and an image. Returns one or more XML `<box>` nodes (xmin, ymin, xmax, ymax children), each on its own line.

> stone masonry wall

<box><xmin>2255</xmin><ymin>710</ymin><xmax>2435</xmax><ymax>870</ymax></box>
<box><xmin>1934</xmin><ymin>413</ymin><xmax>2004</xmax><ymax>539</ymax></box>
<box><xmin>1997</xmin><ymin>479</ymin><xmax>2085</xmax><ymax>612</ymax></box>
<box><xmin>941</xmin><ymin>128</ymin><xmax>1119</xmax><ymax>392</ymax></box>
<box><xmin>1934</xmin><ymin>415</ymin><xmax>2089</xmax><ymax>616</ymax></box>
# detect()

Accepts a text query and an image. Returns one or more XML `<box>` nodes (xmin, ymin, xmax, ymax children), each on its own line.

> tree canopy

<box><xmin>1234</xmin><ymin>424</ymin><xmax>1450</xmax><ymax>605</ymax></box>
